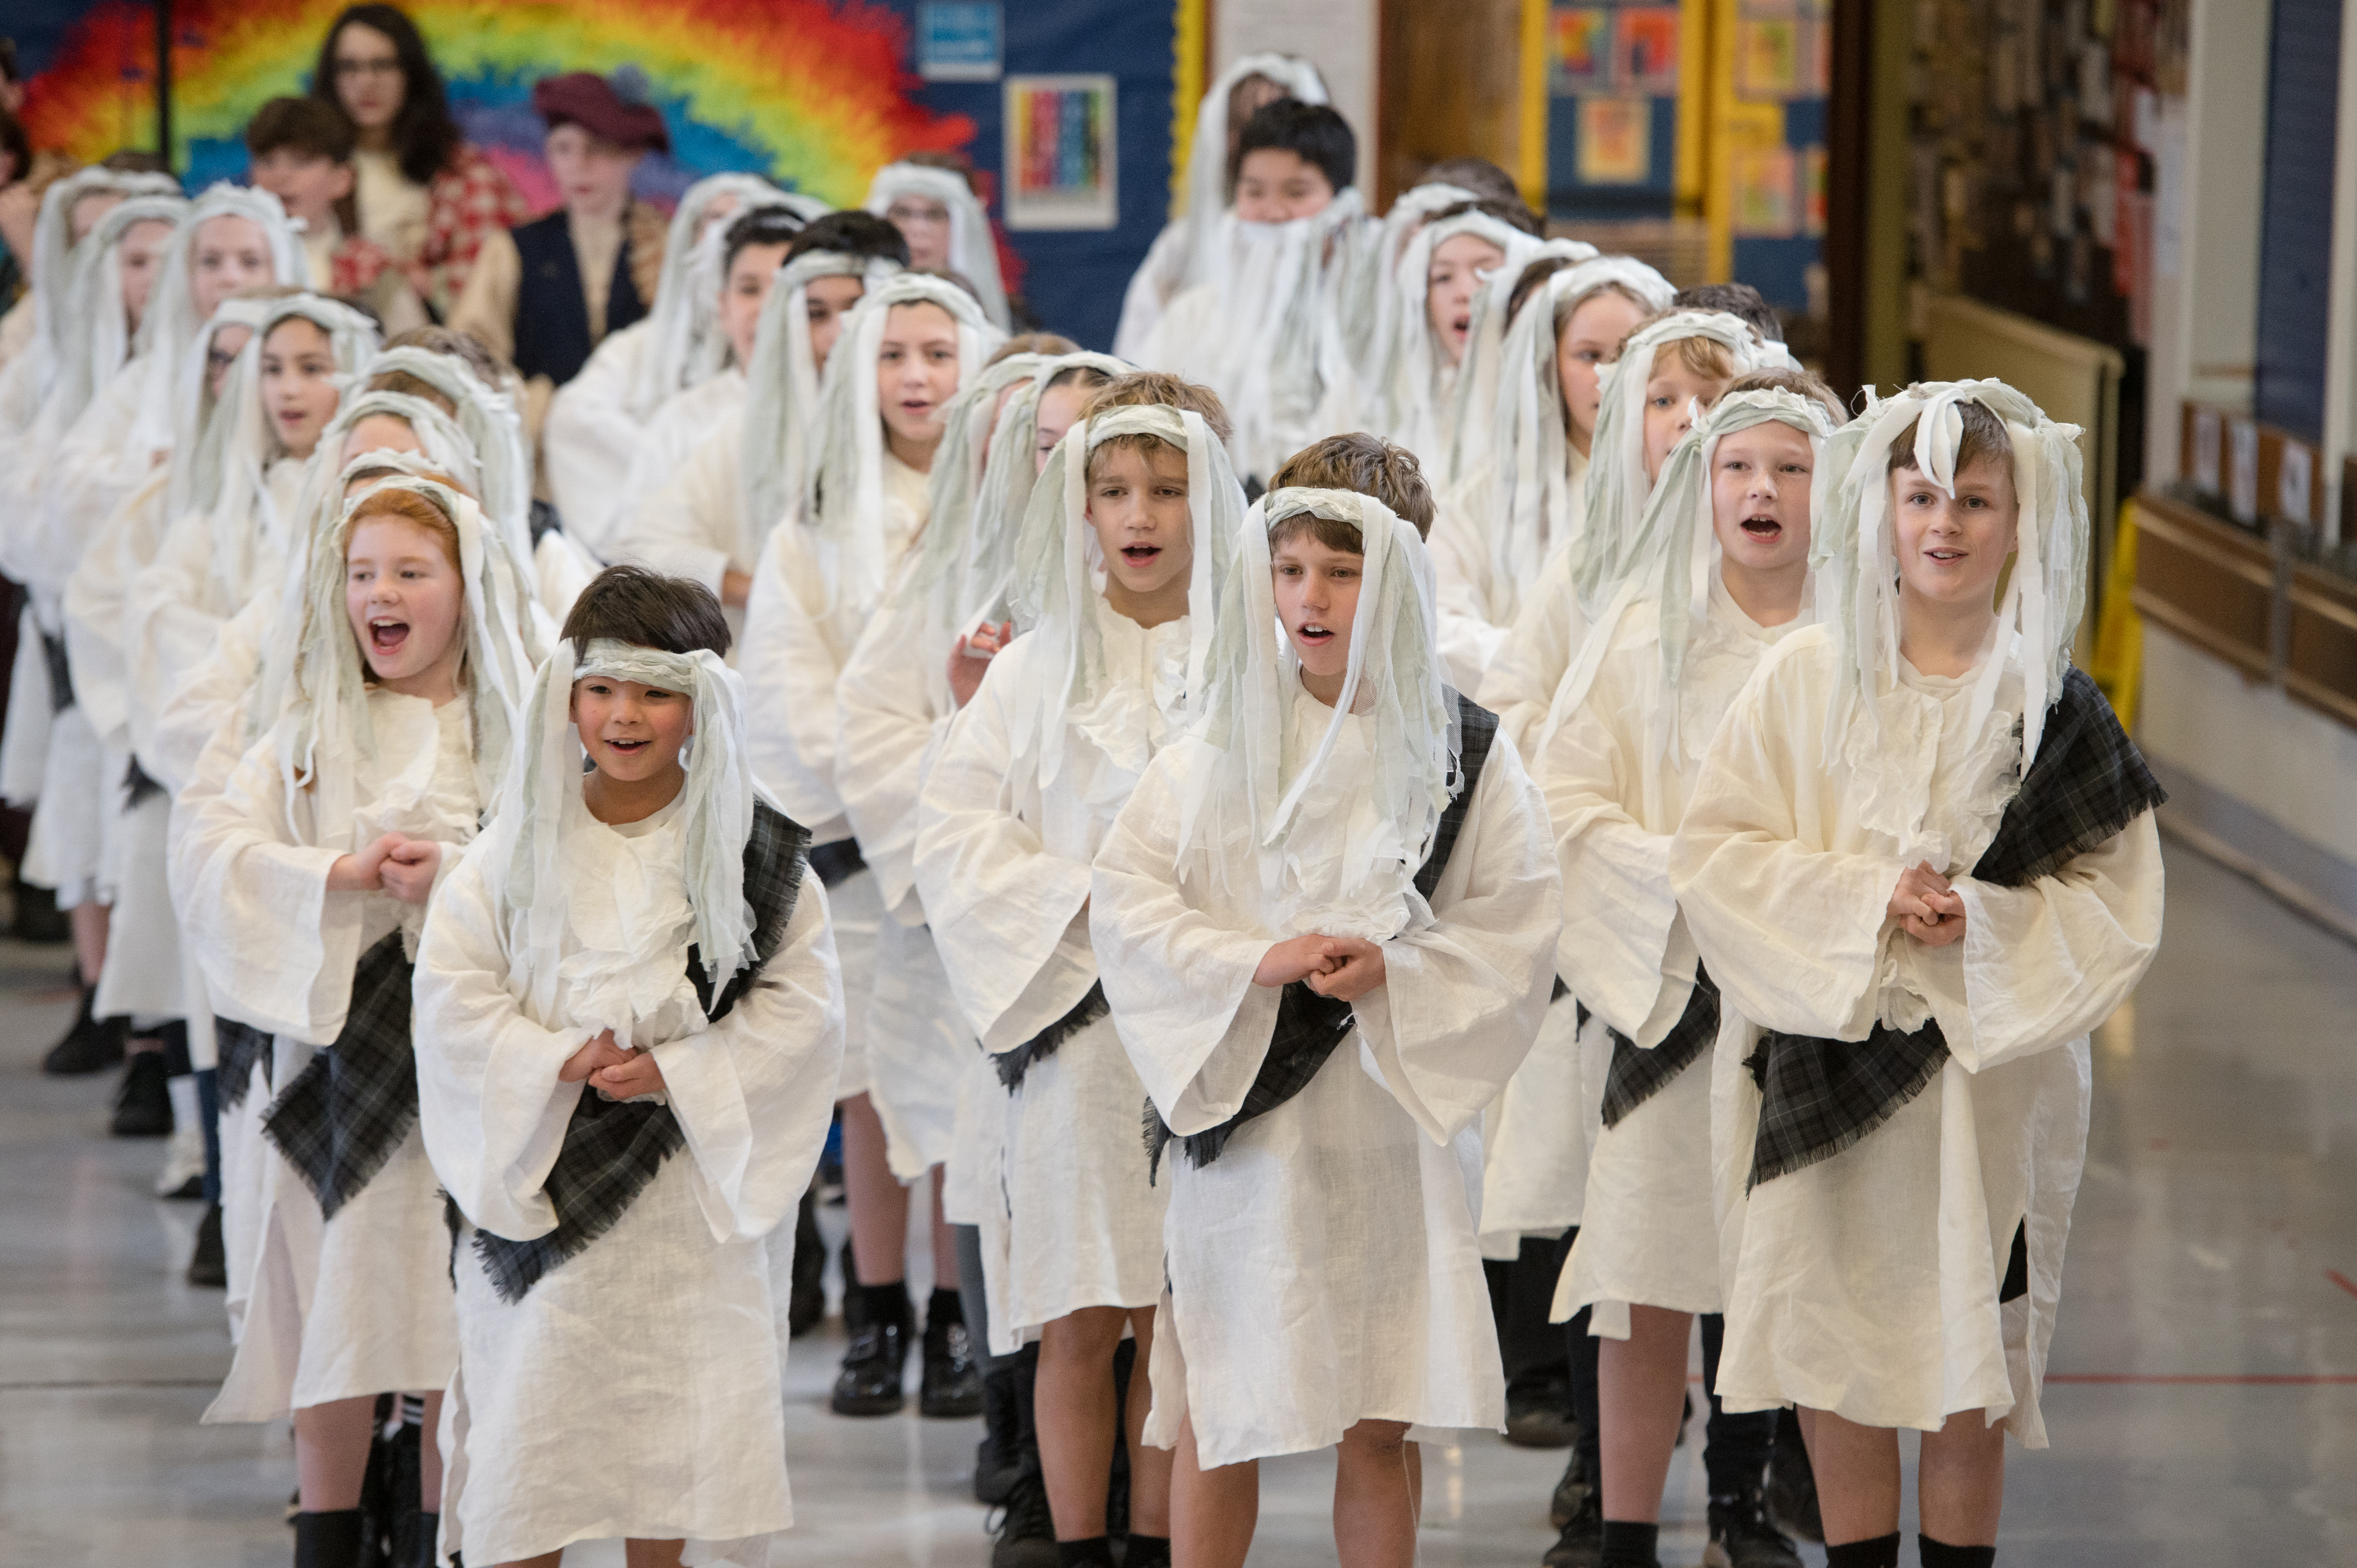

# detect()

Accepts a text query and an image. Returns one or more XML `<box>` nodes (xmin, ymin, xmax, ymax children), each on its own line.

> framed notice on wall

<box><xmin>1004</xmin><ymin>74</ymin><xmax>1119</xmax><ymax>231</ymax></box>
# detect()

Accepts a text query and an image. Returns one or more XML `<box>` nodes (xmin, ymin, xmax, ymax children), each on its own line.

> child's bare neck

<box><xmin>887</xmin><ymin>428</ymin><xmax>940</xmax><ymax>473</ymax></box>
<box><xmin>583</xmin><ymin>764</ymin><xmax>687</xmax><ymax>826</ymax></box>
<box><xmin>1898</xmin><ymin>589</ymin><xmax>1997</xmax><ymax>679</ymax></box>
<box><xmin>1105</xmin><ymin>578</ymin><xmax>1187</xmax><ymax>630</ymax></box>
<box><xmin>1719</xmin><ymin>558</ymin><xmax>1806</xmax><ymax>628</ymax></box>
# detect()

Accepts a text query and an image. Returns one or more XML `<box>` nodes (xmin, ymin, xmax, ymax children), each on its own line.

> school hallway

<box><xmin>1</xmin><ymin>838</ymin><xmax>2350</xmax><ymax>1568</ymax></box>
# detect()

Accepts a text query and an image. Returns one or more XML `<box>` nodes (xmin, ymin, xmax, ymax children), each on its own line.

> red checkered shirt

<box><xmin>411</xmin><ymin>147</ymin><xmax>531</xmax><ymax>321</ymax></box>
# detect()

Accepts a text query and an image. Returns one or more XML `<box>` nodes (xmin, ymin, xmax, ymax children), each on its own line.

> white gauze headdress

<box><xmin>865</xmin><ymin>163</ymin><xmax>1011</xmax><ymax>328</ymax></box>
<box><xmin>1568</xmin><ymin>309</ymin><xmax>1794</xmax><ymax>613</ymax></box>
<box><xmin>1178</xmin><ymin>488</ymin><xmax>1457</xmax><ymax>930</ymax></box>
<box><xmin>163</xmin><ymin>296</ymin><xmax>278</xmax><ymax>525</ymax></box>
<box><xmin>126</xmin><ymin>183</ymin><xmax>305</xmax><ymax>456</ymax></box>
<box><xmin>50</xmin><ymin>194</ymin><xmax>189</xmax><ymax>431</ymax></box>
<box><xmin>1004</xmin><ymin>401</ymin><xmax>1245</xmax><ymax>789</ymax></box>
<box><xmin>808</xmin><ymin>272</ymin><xmax>1002</xmax><ymax>612</ymax></box>
<box><xmin>1473</xmin><ymin>255</ymin><xmax>1675</xmax><ymax>607</ymax></box>
<box><xmin>264</xmin><ymin>474</ymin><xmax>539</xmax><ymax>849</ymax></box>
<box><xmin>191</xmin><ymin>294</ymin><xmax>381</xmax><ymax>606</ymax></box>
<box><xmin>483</xmin><ymin>636</ymin><xmax>768</xmax><ymax>1007</ymax></box>
<box><xmin>1545</xmin><ymin>387</ymin><xmax>1834</xmax><ymax>766</ymax></box>
<box><xmin>1815</xmin><ymin>380</ymin><xmax>2088</xmax><ymax>769</ymax></box>
<box><xmin>1195</xmin><ymin>188</ymin><xmax>1368</xmax><ymax>478</ymax></box>
<box><xmin>1441</xmin><ymin>237</ymin><xmax>1608</xmax><ymax>487</ymax></box>
<box><xmin>358</xmin><ymin>344</ymin><xmax>535</xmax><ymax>574</ymax></box>
<box><xmin>739</xmin><ymin>249</ymin><xmax>903</xmax><ymax>539</ymax></box>
<box><xmin>1366</xmin><ymin>208</ymin><xmax>1549</xmax><ymax>471</ymax></box>
<box><xmin>0</xmin><ymin>167</ymin><xmax>183</xmax><ymax>432</ymax></box>
<box><xmin>627</xmin><ymin>174</ymin><xmax>825</xmax><ymax>418</ymax></box>
<box><xmin>1176</xmin><ymin>54</ymin><xmax>1331</xmax><ymax>287</ymax></box>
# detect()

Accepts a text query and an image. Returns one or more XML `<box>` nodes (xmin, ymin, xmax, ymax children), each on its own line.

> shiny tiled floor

<box><xmin>2</xmin><ymin>840</ymin><xmax>2353</xmax><ymax>1566</ymax></box>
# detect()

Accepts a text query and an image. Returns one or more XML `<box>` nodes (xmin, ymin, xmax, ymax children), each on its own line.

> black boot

<box><xmin>1703</xmin><ymin>1485</ymin><xmax>1801</xmax><ymax>1568</ymax></box>
<box><xmin>787</xmin><ymin>1187</ymin><xmax>826</xmax><ymax>1338</ymax></box>
<box><xmin>41</xmin><ymin>986</ymin><xmax>126</xmax><ymax>1075</ymax></box>
<box><xmin>187</xmin><ymin>1201</ymin><xmax>227</xmax><ymax>1287</ymax></box>
<box><xmin>974</xmin><ymin>1362</ymin><xmax>1024</xmax><ymax>1503</ymax></box>
<box><xmin>389</xmin><ymin>1509</ymin><xmax>441</xmax><ymax>1568</ymax></box>
<box><xmin>1549</xmin><ymin>1445</ymin><xmax>1590</xmax><ymax>1529</ymax></box>
<box><xmin>111</xmin><ymin>1048</ymin><xmax>174</xmax><ymax>1137</ymax></box>
<box><xmin>1765</xmin><ymin>1408</ymin><xmax>1821</xmax><ymax>1542</ymax></box>
<box><xmin>987</xmin><ymin>1466</ymin><xmax>1058</xmax><ymax>1568</ymax></box>
<box><xmin>1544</xmin><ymin>1491</ymin><xmax>1604</xmax><ymax>1568</ymax></box>
<box><xmin>920</xmin><ymin>1287</ymin><xmax>983</xmax><ymax>1417</ymax></box>
<box><xmin>831</xmin><ymin>1281</ymin><xmax>912</xmax><ymax>1415</ymax></box>
<box><xmin>292</xmin><ymin>1508</ymin><xmax>367</xmax><ymax>1568</ymax></box>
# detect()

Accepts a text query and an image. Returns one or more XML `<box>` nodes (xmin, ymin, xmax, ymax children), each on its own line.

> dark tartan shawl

<box><xmin>995</xmin><ymin>981</ymin><xmax>1110</xmax><ymax>1091</ymax></box>
<box><xmin>216</xmin><ymin>1016</ymin><xmax>274</xmax><ymax>1109</ymax></box>
<box><xmin>465</xmin><ymin>799</ymin><xmax>812</xmax><ymax>1303</ymax></box>
<box><xmin>1599</xmin><ymin>964</ymin><xmax>1719</xmax><ymax>1129</ymax></box>
<box><xmin>1146</xmin><ymin>696</ymin><xmax>1502</xmax><ymax>1179</ymax></box>
<box><xmin>262</xmin><ymin>931</ymin><xmax>418</xmax><ymax>1219</ymax></box>
<box><xmin>39</xmin><ymin>629</ymin><xmax>74</xmax><ymax>715</ymax></box>
<box><xmin>1743</xmin><ymin>667</ymin><xmax>2165</xmax><ymax>1191</ymax></box>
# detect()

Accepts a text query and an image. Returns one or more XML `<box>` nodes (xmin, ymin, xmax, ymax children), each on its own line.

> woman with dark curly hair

<box><xmin>309</xmin><ymin>4</ymin><xmax>527</xmax><ymax>319</ymax></box>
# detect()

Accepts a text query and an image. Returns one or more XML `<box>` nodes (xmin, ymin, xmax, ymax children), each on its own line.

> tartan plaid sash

<box><xmin>995</xmin><ymin>981</ymin><xmax>1110</xmax><ymax>1092</ymax></box>
<box><xmin>216</xmin><ymin>1016</ymin><xmax>273</xmax><ymax>1109</ymax></box>
<box><xmin>39</xmin><ymin>630</ymin><xmax>74</xmax><ymax>715</ymax></box>
<box><xmin>1146</xmin><ymin>696</ymin><xmax>1501</xmax><ymax>1178</ymax></box>
<box><xmin>466</xmin><ymin>800</ymin><xmax>812</xmax><ymax>1303</ymax></box>
<box><xmin>1599</xmin><ymin>965</ymin><xmax>1719</xmax><ymax>1129</ymax></box>
<box><xmin>1743</xmin><ymin>668</ymin><xmax>2165</xmax><ymax>1190</ymax></box>
<box><xmin>261</xmin><ymin>932</ymin><xmax>417</xmax><ymax>1219</ymax></box>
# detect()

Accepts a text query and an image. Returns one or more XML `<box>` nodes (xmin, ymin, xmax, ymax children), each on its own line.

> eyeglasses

<box><xmin>333</xmin><ymin>57</ymin><xmax>403</xmax><ymax>79</ymax></box>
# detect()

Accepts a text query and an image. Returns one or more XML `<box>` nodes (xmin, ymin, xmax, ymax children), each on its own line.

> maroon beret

<box><xmin>531</xmin><ymin>72</ymin><xmax>670</xmax><ymax>154</ymax></box>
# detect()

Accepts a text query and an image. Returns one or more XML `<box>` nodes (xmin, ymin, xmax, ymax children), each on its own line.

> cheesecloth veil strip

<box><xmin>481</xmin><ymin>636</ymin><xmax>769</xmax><ymax>1005</ymax></box>
<box><xmin>1566</xmin><ymin>309</ymin><xmax>1795</xmax><ymax>615</ymax></box>
<box><xmin>191</xmin><ymin>294</ymin><xmax>381</xmax><ymax>609</ymax></box>
<box><xmin>807</xmin><ymin>272</ymin><xmax>1003</xmax><ymax>615</ymax></box>
<box><xmin>626</xmin><ymin>173</ymin><xmax>826</xmax><ymax>419</ymax></box>
<box><xmin>48</xmin><ymin>195</ymin><xmax>190</xmax><ymax>432</ymax></box>
<box><xmin>1003</xmin><ymin>403</ymin><xmax>1245</xmax><ymax>791</ymax></box>
<box><xmin>1439</xmin><ymin>237</ymin><xmax>1612</xmax><ymax>488</ymax></box>
<box><xmin>1472</xmin><ymin>255</ymin><xmax>1675</xmax><ymax>611</ymax></box>
<box><xmin>262</xmin><ymin>474</ymin><xmax>539</xmax><ymax>852</ymax></box>
<box><xmin>357</xmin><ymin>345</ymin><xmax>536</xmax><ymax>578</ymax></box>
<box><xmin>126</xmin><ymin>183</ymin><xmax>307</xmax><ymax>458</ymax></box>
<box><xmin>1813</xmin><ymin>379</ymin><xmax>2089</xmax><ymax>770</ymax></box>
<box><xmin>738</xmin><ymin>250</ymin><xmax>904</xmax><ymax>541</ymax></box>
<box><xmin>865</xmin><ymin>163</ymin><xmax>1011</xmax><ymax>329</ymax></box>
<box><xmin>1364</xmin><ymin>209</ymin><xmax>1550</xmax><ymax>470</ymax></box>
<box><xmin>1341</xmin><ymin>182</ymin><xmax>1480</xmax><ymax>378</ymax></box>
<box><xmin>163</xmin><ymin>297</ymin><xmax>278</xmax><ymax>528</ymax></box>
<box><xmin>1176</xmin><ymin>54</ymin><xmax>1331</xmax><ymax>291</ymax></box>
<box><xmin>1192</xmin><ymin>189</ymin><xmax>1368</xmax><ymax>478</ymax></box>
<box><xmin>0</xmin><ymin>168</ymin><xmax>182</xmax><ymax>432</ymax></box>
<box><xmin>1539</xmin><ymin>387</ymin><xmax>1833</xmax><ymax>767</ymax></box>
<box><xmin>904</xmin><ymin>349</ymin><xmax>1131</xmax><ymax>629</ymax></box>
<box><xmin>1177</xmin><ymin>487</ymin><xmax>1458</xmax><ymax>924</ymax></box>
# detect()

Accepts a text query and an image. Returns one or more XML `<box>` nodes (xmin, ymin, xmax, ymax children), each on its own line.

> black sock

<box><xmin>1599</xmin><ymin>1519</ymin><xmax>1660</xmax><ymax>1567</ymax></box>
<box><xmin>926</xmin><ymin>1285</ymin><xmax>965</xmax><ymax>1329</ymax></box>
<box><xmin>1054</xmin><ymin>1537</ymin><xmax>1117</xmax><ymax>1567</ymax></box>
<box><xmin>1918</xmin><ymin>1535</ymin><xmax>1996</xmax><ymax>1568</ymax></box>
<box><xmin>293</xmin><ymin>1509</ymin><xmax>367</xmax><ymax>1568</ymax></box>
<box><xmin>1824</xmin><ymin>1533</ymin><xmax>1903</xmax><ymax>1568</ymax></box>
<box><xmin>1124</xmin><ymin>1532</ymin><xmax>1171</xmax><ymax>1568</ymax></box>
<box><xmin>855</xmin><ymin>1280</ymin><xmax>912</xmax><ymax>1327</ymax></box>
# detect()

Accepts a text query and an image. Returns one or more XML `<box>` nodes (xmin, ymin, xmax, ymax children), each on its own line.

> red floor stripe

<box><xmin>2328</xmin><ymin>1268</ymin><xmax>2357</xmax><ymax>1301</ymax></box>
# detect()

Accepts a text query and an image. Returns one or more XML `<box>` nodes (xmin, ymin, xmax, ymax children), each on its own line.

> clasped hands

<box><xmin>1253</xmin><ymin>932</ymin><xmax>1387</xmax><ymax>1002</ymax></box>
<box><xmin>559</xmin><ymin>1027</ymin><xmax>668</xmax><ymax>1101</ymax></box>
<box><xmin>325</xmin><ymin>831</ymin><xmax>442</xmax><ymax>904</ymax></box>
<box><xmin>1889</xmin><ymin>860</ymin><xmax>1968</xmax><ymax>948</ymax></box>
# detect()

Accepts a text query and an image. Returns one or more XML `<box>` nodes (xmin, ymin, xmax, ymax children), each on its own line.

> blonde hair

<box><xmin>1079</xmin><ymin>371</ymin><xmax>1235</xmax><ymax>479</ymax></box>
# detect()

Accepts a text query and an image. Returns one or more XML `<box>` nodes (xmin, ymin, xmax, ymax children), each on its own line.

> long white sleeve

<box><xmin>541</xmin><ymin>323</ymin><xmax>649</xmax><ymax>559</ymax></box>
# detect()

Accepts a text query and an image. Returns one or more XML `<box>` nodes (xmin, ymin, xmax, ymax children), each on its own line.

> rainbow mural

<box><xmin>19</xmin><ymin>0</ymin><xmax>977</xmax><ymax>214</ymax></box>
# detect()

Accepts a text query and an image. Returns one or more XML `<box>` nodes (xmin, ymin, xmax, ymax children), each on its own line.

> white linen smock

<box><xmin>1670</xmin><ymin>628</ymin><xmax>2163</xmax><ymax>1444</ymax></box>
<box><xmin>1544</xmin><ymin>578</ymin><xmax>1807</xmax><ymax>1331</ymax></box>
<box><xmin>1090</xmin><ymin>685</ymin><xmax>1562</xmax><ymax>1468</ymax></box>
<box><xmin>415</xmin><ymin>791</ymin><xmax>845</xmax><ymax>1568</ymax></box>
<box><xmin>916</xmin><ymin>615</ymin><xmax>1185</xmax><ymax>1351</ymax></box>
<box><xmin>179</xmin><ymin>691</ymin><xmax>480</xmax><ymax>1423</ymax></box>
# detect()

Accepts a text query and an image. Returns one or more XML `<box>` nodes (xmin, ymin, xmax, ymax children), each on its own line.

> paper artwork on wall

<box><xmin>1730</xmin><ymin>144</ymin><xmax>1797</xmax><ymax>237</ymax></box>
<box><xmin>1615</xmin><ymin>9</ymin><xmax>1682</xmax><ymax>94</ymax></box>
<box><xmin>1552</xmin><ymin>7</ymin><xmax>1615</xmax><ymax>93</ymax></box>
<box><xmin>918</xmin><ymin>2</ymin><xmax>1003</xmax><ymax>82</ymax></box>
<box><xmin>1576</xmin><ymin>96</ymin><xmax>1653</xmax><ymax>184</ymax></box>
<box><xmin>1004</xmin><ymin>74</ymin><xmax>1118</xmax><ymax>230</ymax></box>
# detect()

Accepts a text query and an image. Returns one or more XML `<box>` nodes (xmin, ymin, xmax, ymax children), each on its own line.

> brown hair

<box><xmin>900</xmin><ymin>149</ymin><xmax>980</xmax><ymax>194</ymax></box>
<box><xmin>560</xmin><ymin>564</ymin><xmax>732</xmax><ymax>660</ymax></box>
<box><xmin>378</xmin><ymin>325</ymin><xmax>509</xmax><ymax>392</ymax></box>
<box><xmin>1420</xmin><ymin>157</ymin><xmax>1526</xmax><ymax>212</ymax></box>
<box><xmin>1726</xmin><ymin>368</ymin><xmax>1846</xmax><ymax>422</ymax></box>
<box><xmin>246</xmin><ymin>96</ymin><xmax>357</xmax><ymax>164</ymax></box>
<box><xmin>1428</xmin><ymin>195</ymin><xmax>1542</xmax><ymax>239</ymax></box>
<box><xmin>1886</xmin><ymin>395</ymin><xmax>2014</xmax><ymax>478</ymax></box>
<box><xmin>346</xmin><ymin>484</ymin><xmax>462</xmax><ymax>569</ymax></box>
<box><xmin>1268</xmin><ymin>433</ymin><xmax>1436</xmax><ymax>543</ymax></box>
<box><xmin>1672</xmin><ymin>281</ymin><xmax>1783</xmax><ymax>343</ymax></box>
<box><xmin>1079</xmin><ymin>372</ymin><xmax>1235</xmax><ymax>479</ymax></box>
<box><xmin>990</xmin><ymin>332</ymin><xmax>1080</xmax><ymax>363</ymax></box>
